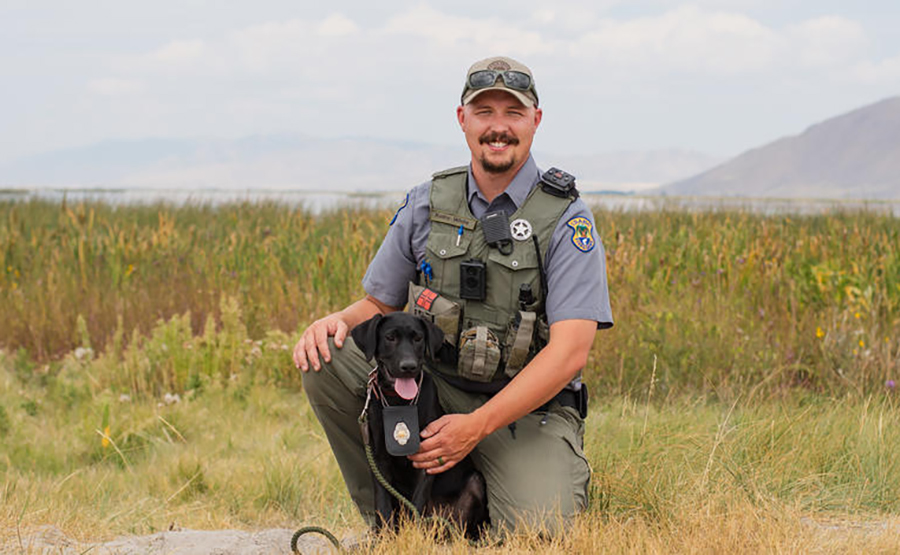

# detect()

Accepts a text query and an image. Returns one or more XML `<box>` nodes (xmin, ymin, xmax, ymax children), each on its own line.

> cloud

<box><xmin>67</xmin><ymin>4</ymin><xmax>897</xmax><ymax>158</ymax></box>
<box><xmin>571</xmin><ymin>6</ymin><xmax>781</xmax><ymax>74</ymax></box>
<box><xmin>107</xmin><ymin>6</ymin><xmax>885</xmax><ymax>86</ymax></box>
<box><xmin>381</xmin><ymin>5</ymin><xmax>553</xmax><ymax>57</ymax></box>
<box><xmin>87</xmin><ymin>78</ymin><xmax>143</xmax><ymax>96</ymax></box>
<box><xmin>787</xmin><ymin>16</ymin><xmax>868</xmax><ymax>67</ymax></box>
<box><xmin>853</xmin><ymin>55</ymin><xmax>900</xmax><ymax>83</ymax></box>
<box><xmin>149</xmin><ymin>39</ymin><xmax>207</xmax><ymax>65</ymax></box>
<box><xmin>317</xmin><ymin>13</ymin><xmax>359</xmax><ymax>37</ymax></box>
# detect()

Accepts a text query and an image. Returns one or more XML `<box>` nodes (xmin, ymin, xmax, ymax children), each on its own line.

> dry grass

<box><xmin>2</xmin><ymin>200</ymin><xmax>900</xmax><ymax>552</ymax></box>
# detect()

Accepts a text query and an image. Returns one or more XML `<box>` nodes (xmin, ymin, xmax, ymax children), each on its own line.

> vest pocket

<box><xmin>407</xmin><ymin>282</ymin><xmax>462</xmax><ymax>348</ymax></box>
<box><xmin>487</xmin><ymin>246</ymin><xmax>541</xmax><ymax>310</ymax></box>
<box><xmin>457</xmin><ymin>326</ymin><xmax>502</xmax><ymax>382</ymax></box>
<box><xmin>429</xmin><ymin>229</ymin><xmax>471</xmax><ymax>260</ymax></box>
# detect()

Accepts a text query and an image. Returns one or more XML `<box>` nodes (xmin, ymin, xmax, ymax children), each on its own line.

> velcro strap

<box><xmin>472</xmin><ymin>326</ymin><xmax>488</xmax><ymax>377</ymax></box>
<box><xmin>506</xmin><ymin>312</ymin><xmax>535</xmax><ymax>373</ymax></box>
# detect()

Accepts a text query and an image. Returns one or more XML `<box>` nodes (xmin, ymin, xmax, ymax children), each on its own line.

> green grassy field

<box><xmin>2</xmin><ymin>199</ymin><xmax>900</xmax><ymax>553</ymax></box>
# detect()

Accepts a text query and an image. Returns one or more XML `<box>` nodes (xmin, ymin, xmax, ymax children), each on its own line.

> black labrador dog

<box><xmin>351</xmin><ymin>312</ymin><xmax>488</xmax><ymax>538</ymax></box>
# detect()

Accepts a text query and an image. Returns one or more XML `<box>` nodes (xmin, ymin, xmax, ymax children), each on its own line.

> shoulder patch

<box><xmin>566</xmin><ymin>216</ymin><xmax>595</xmax><ymax>253</ymax></box>
<box><xmin>389</xmin><ymin>193</ymin><xmax>409</xmax><ymax>226</ymax></box>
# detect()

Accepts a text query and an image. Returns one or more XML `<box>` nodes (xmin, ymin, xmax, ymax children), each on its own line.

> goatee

<box><xmin>479</xmin><ymin>155</ymin><xmax>517</xmax><ymax>174</ymax></box>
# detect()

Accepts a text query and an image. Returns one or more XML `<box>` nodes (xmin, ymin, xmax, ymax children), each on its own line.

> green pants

<box><xmin>301</xmin><ymin>337</ymin><xmax>591</xmax><ymax>534</ymax></box>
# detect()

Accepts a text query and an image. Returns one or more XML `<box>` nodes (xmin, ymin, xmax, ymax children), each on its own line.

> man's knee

<box><xmin>300</xmin><ymin>336</ymin><xmax>371</xmax><ymax>406</ymax></box>
<box><xmin>474</xmin><ymin>408</ymin><xmax>590</xmax><ymax>535</ymax></box>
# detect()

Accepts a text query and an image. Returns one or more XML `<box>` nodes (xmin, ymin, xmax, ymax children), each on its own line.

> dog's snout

<box><xmin>399</xmin><ymin>359</ymin><xmax>418</xmax><ymax>374</ymax></box>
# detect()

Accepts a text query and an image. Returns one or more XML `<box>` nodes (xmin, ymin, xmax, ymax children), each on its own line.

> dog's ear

<box><xmin>350</xmin><ymin>314</ymin><xmax>383</xmax><ymax>362</ymax></box>
<box><xmin>420</xmin><ymin>317</ymin><xmax>445</xmax><ymax>362</ymax></box>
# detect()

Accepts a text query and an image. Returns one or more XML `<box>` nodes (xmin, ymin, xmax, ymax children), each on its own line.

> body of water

<box><xmin>2</xmin><ymin>188</ymin><xmax>898</xmax><ymax>216</ymax></box>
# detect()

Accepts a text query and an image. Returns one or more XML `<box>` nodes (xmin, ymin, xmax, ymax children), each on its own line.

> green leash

<box><xmin>290</xmin><ymin>525</ymin><xmax>342</xmax><ymax>553</ymax></box>
<box><xmin>290</xmin><ymin>391</ymin><xmax>458</xmax><ymax>553</ymax></box>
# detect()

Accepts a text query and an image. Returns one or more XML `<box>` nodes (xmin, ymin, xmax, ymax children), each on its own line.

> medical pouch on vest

<box><xmin>425</xmin><ymin>165</ymin><xmax>576</xmax><ymax>385</ymax></box>
<box><xmin>457</xmin><ymin>326</ymin><xmax>502</xmax><ymax>382</ymax></box>
<box><xmin>408</xmin><ymin>283</ymin><xmax>462</xmax><ymax>348</ymax></box>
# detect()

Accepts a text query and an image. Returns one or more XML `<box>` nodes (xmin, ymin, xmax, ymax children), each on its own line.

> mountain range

<box><xmin>0</xmin><ymin>135</ymin><xmax>721</xmax><ymax>194</ymax></box>
<box><xmin>664</xmin><ymin>96</ymin><xmax>900</xmax><ymax>200</ymax></box>
<box><xmin>3</xmin><ymin>96</ymin><xmax>899</xmax><ymax>200</ymax></box>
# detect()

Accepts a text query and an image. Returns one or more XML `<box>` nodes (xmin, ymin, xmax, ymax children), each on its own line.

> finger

<box><xmin>305</xmin><ymin>329</ymin><xmax>322</xmax><ymax>372</ymax></box>
<box><xmin>409</xmin><ymin>443</ymin><xmax>437</xmax><ymax>462</ymax></box>
<box><xmin>410</xmin><ymin>451</ymin><xmax>444</xmax><ymax>467</ymax></box>
<box><xmin>420</xmin><ymin>416</ymin><xmax>450</xmax><ymax>439</ymax></box>
<box><xmin>314</xmin><ymin>324</ymin><xmax>332</xmax><ymax>365</ymax></box>
<box><xmin>293</xmin><ymin>338</ymin><xmax>309</xmax><ymax>371</ymax></box>
<box><xmin>427</xmin><ymin>457</ymin><xmax>457</xmax><ymax>475</ymax></box>
<box><xmin>333</xmin><ymin>320</ymin><xmax>349</xmax><ymax>348</ymax></box>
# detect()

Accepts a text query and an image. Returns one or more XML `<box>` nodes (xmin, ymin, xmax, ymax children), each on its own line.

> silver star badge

<box><xmin>510</xmin><ymin>219</ymin><xmax>533</xmax><ymax>241</ymax></box>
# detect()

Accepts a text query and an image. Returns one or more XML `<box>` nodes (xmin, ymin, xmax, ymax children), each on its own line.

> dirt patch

<box><xmin>2</xmin><ymin>525</ymin><xmax>358</xmax><ymax>554</ymax></box>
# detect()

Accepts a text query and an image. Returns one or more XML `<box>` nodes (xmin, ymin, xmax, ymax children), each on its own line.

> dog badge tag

<box><xmin>383</xmin><ymin>405</ymin><xmax>420</xmax><ymax>456</ymax></box>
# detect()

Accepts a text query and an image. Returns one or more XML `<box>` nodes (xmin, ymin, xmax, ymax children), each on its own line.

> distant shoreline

<box><xmin>1</xmin><ymin>187</ymin><xmax>898</xmax><ymax>216</ymax></box>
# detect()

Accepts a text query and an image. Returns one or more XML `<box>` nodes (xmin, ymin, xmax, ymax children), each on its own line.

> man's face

<box><xmin>457</xmin><ymin>89</ymin><xmax>542</xmax><ymax>176</ymax></box>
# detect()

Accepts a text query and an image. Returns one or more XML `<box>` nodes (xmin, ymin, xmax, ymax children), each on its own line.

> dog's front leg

<box><xmin>410</xmin><ymin>468</ymin><xmax>435</xmax><ymax>515</ymax></box>
<box><xmin>372</xmin><ymin>475</ymin><xmax>395</xmax><ymax>532</ymax></box>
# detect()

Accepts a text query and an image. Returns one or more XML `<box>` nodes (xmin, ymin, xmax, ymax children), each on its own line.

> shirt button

<box><xmin>512</xmin><ymin>260</ymin><xmax>519</xmax><ymax>268</ymax></box>
<box><xmin>440</xmin><ymin>249</ymin><xmax>447</xmax><ymax>256</ymax></box>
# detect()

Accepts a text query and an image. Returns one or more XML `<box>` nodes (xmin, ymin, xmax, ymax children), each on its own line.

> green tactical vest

<box><xmin>418</xmin><ymin>165</ymin><xmax>576</xmax><ymax>386</ymax></box>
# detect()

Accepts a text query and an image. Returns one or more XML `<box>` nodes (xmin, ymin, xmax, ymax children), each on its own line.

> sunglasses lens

<box><xmin>502</xmin><ymin>71</ymin><xmax>531</xmax><ymax>91</ymax></box>
<box><xmin>468</xmin><ymin>70</ymin><xmax>498</xmax><ymax>88</ymax></box>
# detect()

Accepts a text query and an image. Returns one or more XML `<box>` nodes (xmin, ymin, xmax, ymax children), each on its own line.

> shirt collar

<box><xmin>466</xmin><ymin>154</ymin><xmax>540</xmax><ymax>211</ymax></box>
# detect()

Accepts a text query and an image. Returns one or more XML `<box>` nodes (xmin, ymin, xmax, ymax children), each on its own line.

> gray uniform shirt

<box><xmin>363</xmin><ymin>155</ymin><xmax>614</xmax><ymax>330</ymax></box>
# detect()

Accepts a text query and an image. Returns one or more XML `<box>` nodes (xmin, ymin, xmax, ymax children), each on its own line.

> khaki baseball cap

<box><xmin>461</xmin><ymin>56</ymin><xmax>539</xmax><ymax>108</ymax></box>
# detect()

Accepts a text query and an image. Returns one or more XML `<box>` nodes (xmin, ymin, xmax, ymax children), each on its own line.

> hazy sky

<box><xmin>3</xmin><ymin>1</ymin><xmax>900</xmax><ymax>165</ymax></box>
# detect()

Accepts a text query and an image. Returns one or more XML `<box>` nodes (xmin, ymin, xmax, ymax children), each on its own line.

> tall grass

<box><xmin>1</xmin><ymin>200</ymin><xmax>897</xmax><ymax>396</ymax></box>
<box><xmin>2</xmin><ymin>199</ymin><xmax>900</xmax><ymax>551</ymax></box>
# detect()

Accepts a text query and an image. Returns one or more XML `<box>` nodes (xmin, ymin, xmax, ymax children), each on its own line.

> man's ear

<box><xmin>420</xmin><ymin>317</ymin><xmax>445</xmax><ymax>362</ymax></box>
<box><xmin>350</xmin><ymin>314</ymin><xmax>383</xmax><ymax>362</ymax></box>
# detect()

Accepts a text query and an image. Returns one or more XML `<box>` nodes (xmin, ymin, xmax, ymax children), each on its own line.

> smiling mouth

<box><xmin>480</xmin><ymin>132</ymin><xmax>518</xmax><ymax>151</ymax></box>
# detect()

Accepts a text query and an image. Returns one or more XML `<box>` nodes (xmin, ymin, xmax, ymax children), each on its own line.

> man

<box><xmin>293</xmin><ymin>56</ymin><xmax>613</xmax><ymax>534</ymax></box>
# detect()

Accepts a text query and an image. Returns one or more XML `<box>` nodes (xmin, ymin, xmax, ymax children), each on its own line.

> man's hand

<box><xmin>292</xmin><ymin>313</ymin><xmax>350</xmax><ymax>372</ymax></box>
<box><xmin>292</xmin><ymin>295</ymin><xmax>400</xmax><ymax>372</ymax></box>
<box><xmin>408</xmin><ymin>413</ymin><xmax>488</xmax><ymax>475</ymax></box>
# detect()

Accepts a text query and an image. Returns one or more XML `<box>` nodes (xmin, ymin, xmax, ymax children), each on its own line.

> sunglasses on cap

<box><xmin>467</xmin><ymin>69</ymin><xmax>534</xmax><ymax>93</ymax></box>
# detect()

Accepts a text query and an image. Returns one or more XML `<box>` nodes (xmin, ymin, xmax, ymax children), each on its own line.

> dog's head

<box><xmin>350</xmin><ymin>312</ymin><xmax>444</xmax><ymax>401</ymax></box>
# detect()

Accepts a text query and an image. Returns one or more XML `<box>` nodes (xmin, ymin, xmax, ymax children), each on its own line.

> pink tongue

<box><xmin>394</xmin><ymin>377</ymin><xmax>419</xmax><ymax>400</ymax></box>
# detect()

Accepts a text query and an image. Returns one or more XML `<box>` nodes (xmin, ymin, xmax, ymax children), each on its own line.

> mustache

<box><xmin>479</xmin><ymin>132</ymin><xmax>519</xmax><ymax>145</ymax></box>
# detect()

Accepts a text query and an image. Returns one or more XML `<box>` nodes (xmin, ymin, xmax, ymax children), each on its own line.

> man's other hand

<box><xmin>409</xmin><ymin>413</ymin><xmax>488</xmax><ymax>475</ymax></box>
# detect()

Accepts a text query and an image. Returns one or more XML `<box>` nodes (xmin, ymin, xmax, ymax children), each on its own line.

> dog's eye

<box><xmin>384</xmin><ymin>331</ymin><xmax>398</xmax><ymax>342</ymax></box>
<box><xmin>411</xmin><ymin>333</ymin><xmax>423</xmax><ymax>343</ymax></box>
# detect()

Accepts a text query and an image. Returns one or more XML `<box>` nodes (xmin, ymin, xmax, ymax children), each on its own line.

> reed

<box><xmin>2</xmin><ymin>200</ymin><xmax>897</xmax><ymax>396</ymax></box>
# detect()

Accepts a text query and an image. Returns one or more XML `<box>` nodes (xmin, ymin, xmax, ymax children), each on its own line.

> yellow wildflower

<box><xmin>859</xmin><ymin>339</ymin><xmax>865</xmax><ymax>348</ymax></box>
<box><xmin>102</xmin><ymin>426</ymin><xmax>111</xmax><ymax>448</ymax></box>
<box><xmin>816</xmin><ymin>327</ymin><xmax>824</xmax><ymax>339</ymax></box>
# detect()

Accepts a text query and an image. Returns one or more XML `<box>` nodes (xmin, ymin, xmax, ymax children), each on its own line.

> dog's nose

<box><xmin>399</xmin><ymin>360</ymin><xmax>418</xmax><ymax>374</ymax></box>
